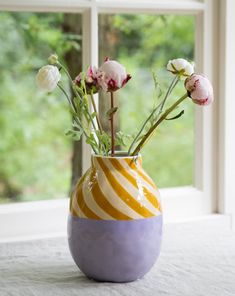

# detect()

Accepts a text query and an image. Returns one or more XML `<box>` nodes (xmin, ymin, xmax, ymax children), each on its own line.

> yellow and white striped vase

<box><xmin>68</xmin><ymin>154</ymin><xmax>163</xmax><ymax>283</ymax></box>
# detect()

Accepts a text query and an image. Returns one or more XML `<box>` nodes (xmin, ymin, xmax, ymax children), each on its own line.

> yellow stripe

<box><xmin>73</xmin><ymin>193</ymin><xmax>87</xmax><ymax>218</ymax></box>
<box><xmin>125</xmin><ymin>159</ymin><xmax>157</xmax><ymax>189</ymax></box>
<box><xmin>109</xmin><ymin>158</ymin><xmax>137</xmax><ymax>187</ymax></box>
<box><xmin>139</xmin><ymin>168</ymin><xmax>157</xmax><ymax>189</ymax></box>
<box><xmin>70</xmin><ymin>190</ymin><xmax>84</xmax><ymax>217</ymax></box>
<box><xmin>97</xmin><ymin>158</ymin><xmax>154</xmax><ymax>218</ymax></box>
<box><xmin>70</xmin><ymin>174</ymin><xmax>87</xmax><ymax>217</ymax></box>
<box><xmin>71</xmin><ymin>196</ymin><xmax>79</xmax><ymax>217</ymax></box>
<box><xmin>71</xmin><ymin>172</ymin><xmax>101</xmax><ymax>219</ymax></box>
<box><xmin>69</xmin><ymin>195</ymin><xmax>73</xmax><ymax>213</ymax></box>
<box><xmin>90</xmin><ymin>169</ymin><xmax>133</xmax><ymax>220</ymax></box>
<box><xmin>77</xmin><ymin>187</ymin><xmax>101</xmax><ymax>220</ymax></box>
<box><xmin>143</xmin><ymin>188</ymin><xmax>161</xmax><ymax>212</ymax></box>
<box><xmin>110</xmin><ymin>158</ymin><xmax>160</xmax><ymax>211</ymax></box>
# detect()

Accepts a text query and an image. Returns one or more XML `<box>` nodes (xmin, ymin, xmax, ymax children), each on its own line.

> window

<box><xmin>1</xmin><ymin>0</ymin><xmax>231</xmax><ymax>239</ymax></box>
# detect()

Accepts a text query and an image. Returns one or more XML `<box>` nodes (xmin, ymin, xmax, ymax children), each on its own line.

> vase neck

<box><xmin>91</xmin><ymin>155</ymin><xmax>142</xmax><ymax>171</ymax></box>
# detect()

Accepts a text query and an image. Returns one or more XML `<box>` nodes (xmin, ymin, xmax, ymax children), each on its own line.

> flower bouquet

<box><xmin>36</xmin><ymin>55</ymin><xmax>213</xmax><ymax>282</ymax></box>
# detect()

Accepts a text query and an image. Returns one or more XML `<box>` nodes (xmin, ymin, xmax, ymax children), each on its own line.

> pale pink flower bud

<box><xmin>98</xmin><ymin>59</ymin><xmax>131</xmax><ymax>92</ymax></box>
<box><xmin>36</xmin><ymin>65</ymin><xmax>61</xmax><ymax>92</ymax></box>
<box><xmin>185</xmin><ymin>74</ymin><xmax>214</xmax><ymax>106</ymax></box>
<box><xmin>74</xmin><ymin>66</ymin><xmax>100</xmax><ymax>94</ymax></box>
<box><xmin>167</xmin><ymin>58</ymin><xmax>194</xmax><ymax>76</ymax></box>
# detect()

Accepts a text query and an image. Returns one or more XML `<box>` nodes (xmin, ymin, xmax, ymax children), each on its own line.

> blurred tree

<box><xmin>99</xmin><ymin>15</ymin><xmax>120</xmax><ymax>134</ymax></box>
<box><xmin>61</xmin><ymin>14</ymin><xmax>83</xmax><ymax>193</ymax></box>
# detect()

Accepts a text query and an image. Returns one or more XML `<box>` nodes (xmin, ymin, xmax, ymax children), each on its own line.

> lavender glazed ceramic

<box><xmin>68</xmin><ymin>154</ymin><xmax>162</xmax><ymax>283</ymax></box>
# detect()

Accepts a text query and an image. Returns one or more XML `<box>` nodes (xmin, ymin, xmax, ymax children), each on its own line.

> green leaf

<box><xmin>71</xmin><ymin>121</ymin><xmax>81</xmax><ymax>129</ymax></box>
<box><xmin>65</xmin><ymin>128</ymin><xmax>83</xmax><ymax>141</ymax></box>
<box><xmin>91</xmin><ymin>112</ymin><xmax>97</xmax><ymax>119</ymax></box>
<box><xmin>152</xmin><ymin>71</ymin><xmax>162</xmax><ymax>99</ymax></box>
<box><xmin>86</xmin><ymin>133</ymin><xmax>98</xmax><ymax>148</ymax></box>
<box><xmin>96</xmin><ymin>131</ymin><xmax>111</xmax><ymax>155</ymax></box>
<box><xmin>106</xmin><ymin>107</ymin><xmax>118</xmax><ymax>119</ymax></box>
<box><xmin>165</xmin><ymin>110</ymin><xmax>185</xmax><ymax>121</ymax></box>
<box><xmin>116</xmin><ymin>131</ymin><xmax>134</xmax><ymax>148</ymax></box>
<box><xmin>72</xmin><ymin>129</ymin><xmax>83</xmax><ymax>141</ymax></box>
<box><xmin>65</xmin><ymin>129</ymin><xmax>73</xmax><ymax>136</ymax></box>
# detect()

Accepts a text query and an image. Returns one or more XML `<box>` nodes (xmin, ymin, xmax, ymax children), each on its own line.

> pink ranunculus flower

<box><xmin>98</xmin><ymin>58</ymin><xmax>131</xmax><ymax>92</ymax></box>
<box><xmin>74</xmin><ymin>66</ymin><xmax>100</xmax><ymax>94</ymax></box>
<box><xmin>185</xmin><ymin>74</ymin><xmax>213</xmax><ymax>106</ymax></box>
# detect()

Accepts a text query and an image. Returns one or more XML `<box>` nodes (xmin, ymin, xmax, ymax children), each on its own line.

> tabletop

<box><xmin>0</xmin><ymin>216</ymin><xmax>235</xmax><ymax>296</ymax></box>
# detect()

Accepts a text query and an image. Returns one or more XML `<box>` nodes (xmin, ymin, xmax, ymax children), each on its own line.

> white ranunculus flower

<box><xmin>184</xmin><ymin>62</ymin><xmax>194</xmax><ymax>76</ymax></box>
<box><xmin>167</xmin><ymin>58</ymin><xmax>194</xmax><ymax>77</ymax></box>
<box><xmin>36</xmin><ymin>65</ymin><xmax>61</xmax><ymax>92</ymax></box>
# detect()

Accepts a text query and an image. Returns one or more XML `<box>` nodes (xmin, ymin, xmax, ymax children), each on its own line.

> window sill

<box><xmin>0</xmin><ymin>192</ymin><xmax>231</xmax><ymax>243</ymax></box>
<box><xmin>0</xmin><ymin>187</ymin><xmax>225</xmax><ymax>243</ymax></box>
<box><xmin>0</xmin><ymin>199</ymin><xmax>69</xmax><ymax>243</ymax></box>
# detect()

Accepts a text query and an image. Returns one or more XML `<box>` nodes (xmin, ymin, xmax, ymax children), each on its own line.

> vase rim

<box><xmin>91</xmin><ymin>151</ymin><xmax>141</xmax><ymax>160</ymax></box>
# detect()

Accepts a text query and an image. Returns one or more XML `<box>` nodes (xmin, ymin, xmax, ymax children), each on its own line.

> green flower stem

<box><xmin>58</xmin><ymin>62</ymin><xmax>94</xmax><ymax>128</ymax></box>
<box><xmin>90</xmin><ymin>92</ymin><xmax>103</xmax><ymax>133</ymax></box>
<box><xmin>57</xmin><ymin>73</ymin><xmax>99</xmax><ymax>154</ymax></box>
<box><xmin>158</xmin><ymin>75</ymin><xmax>179</xmax><ymax>116</ymax></box>
<box><xmin>57</xmin><ymin>62</ymin><xmax>79</xmax><ymax>111</ymax></box>
<box><xmin>131</xmin><ymin>92</ymin><xmax>189</xmax><ymax>156</ymax></box>
<box><xmin>57</xmin><ymin>84</ymin><xmax>74</xmax><ymax>110</ymax></box>
<box><xmin>72</xmin><ymin>85</ymin><xmax>100</xmax><ymax>147</ymax></box>
<box><xmin>127</xmin><ymin>99</ymin><xmax>162</xmax><ymax>155</ymax></box>
<box><xmin>127</xmin><ymin>75</ymin><xmax>179</xmax><ymax>156</ymax></box>
<box><xmin>58</xmin><ymin>62</ymin><xmax>100</xmax><ymax>152</ymax></box>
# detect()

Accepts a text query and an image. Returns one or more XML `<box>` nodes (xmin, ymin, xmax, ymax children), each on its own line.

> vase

<box><xmin>67</xmin><ymin>153</ymin><xmax>162</xmax><ymax>283</ymax></box>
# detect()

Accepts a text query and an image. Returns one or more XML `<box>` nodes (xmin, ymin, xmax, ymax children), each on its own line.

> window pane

<box><xmin>0</xmin><ymin>12</ymin><xmax>82</xmax><ymax>203</ymax></box>
<box><xmin>99</xmin><ymin>14</ymin><xmax>195</xmax><ymax>187</ymax></box>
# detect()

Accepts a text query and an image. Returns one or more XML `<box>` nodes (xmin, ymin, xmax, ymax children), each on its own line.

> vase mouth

<box><xmin>92</xmin><ymin>151</ymin><xmax>141</xmax><ymax>160</ymax></box>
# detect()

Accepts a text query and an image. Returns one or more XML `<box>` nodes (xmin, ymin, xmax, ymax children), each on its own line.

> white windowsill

<box><xmin>0</xmin><ymin>199</ymin><xmax>69</xmax><ymax>243</ymax></box>
<box><xmin>0</xmin><ymin>213</ymin><xmax>231</xmax><ymax>243</ymax></box>
<box><xmin>0</xmin><ymin>194</ymin><xmax>231</xmax><ymax>243</ymax></box>
<box><xmin>0</xmin><ymin>186</ymin><xmax>198</xmax><ymax>241</ymax></box>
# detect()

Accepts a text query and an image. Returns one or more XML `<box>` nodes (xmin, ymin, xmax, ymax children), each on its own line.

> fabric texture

<box><xmin>0</xmin><ymin>216</ymin><xmax>235</xmax><ymax>296</ymax></box>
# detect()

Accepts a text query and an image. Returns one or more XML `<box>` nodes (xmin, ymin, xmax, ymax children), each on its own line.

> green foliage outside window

<box><xmin>0</xmin><ymin>12</ymin><xmax>194</xmax><ymax>203</ymax></box>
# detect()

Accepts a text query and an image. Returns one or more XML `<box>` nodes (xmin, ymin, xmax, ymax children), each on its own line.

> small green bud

<box><xmin>48</xmin><ymin>54</ymin><xmax>58</xmax><ymax>65</ymax></box>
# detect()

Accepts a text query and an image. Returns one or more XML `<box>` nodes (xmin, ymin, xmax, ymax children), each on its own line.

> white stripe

<box><xmin>123</xmin><ymin>158</ymin><xmax>157</xmax><ymax>189</ymax></box>
<box><xmin>82</xmin><ymin>177</ymin><xmax>114</xmax><ymax>220</ymax></box>
<box><xmin>105</xmin><ymin>160</ymin><xmax>159</xmax><ymax>216</ymax></box>
<box><xmin>121</xmin><ymin>160</ymin><xmax>161</xmax><ymax>203</ymax></box>
<box><xmin>94</xmin><ymin>158</ymin><xmax>143</xmax><ymax>219</ymax></box>
<box><xmin>137</xmin><ymin>167</ymin><xmax>162</xmax><ymax>207</ymax></box>
<box><xmin>138</xmin><ymin>166</ymin><xmax>157</xmax><ymax>188</ymax></box>
<box><xmin>117</xmin><ymin>159</ymin><xmax>161</xmax><ymax>209</ymax></box>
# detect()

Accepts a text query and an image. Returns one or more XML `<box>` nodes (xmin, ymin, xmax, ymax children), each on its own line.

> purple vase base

<box><xmin>68</xmin><ymin>215</ymin><xmax>162</xmax><ymax>283</ymax></box>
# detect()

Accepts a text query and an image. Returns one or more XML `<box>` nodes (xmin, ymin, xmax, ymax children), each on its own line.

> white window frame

<box><xmin>0</xmin><ymin>0</ymin><xmax>233</xmax><ymax>240</ymax></box>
